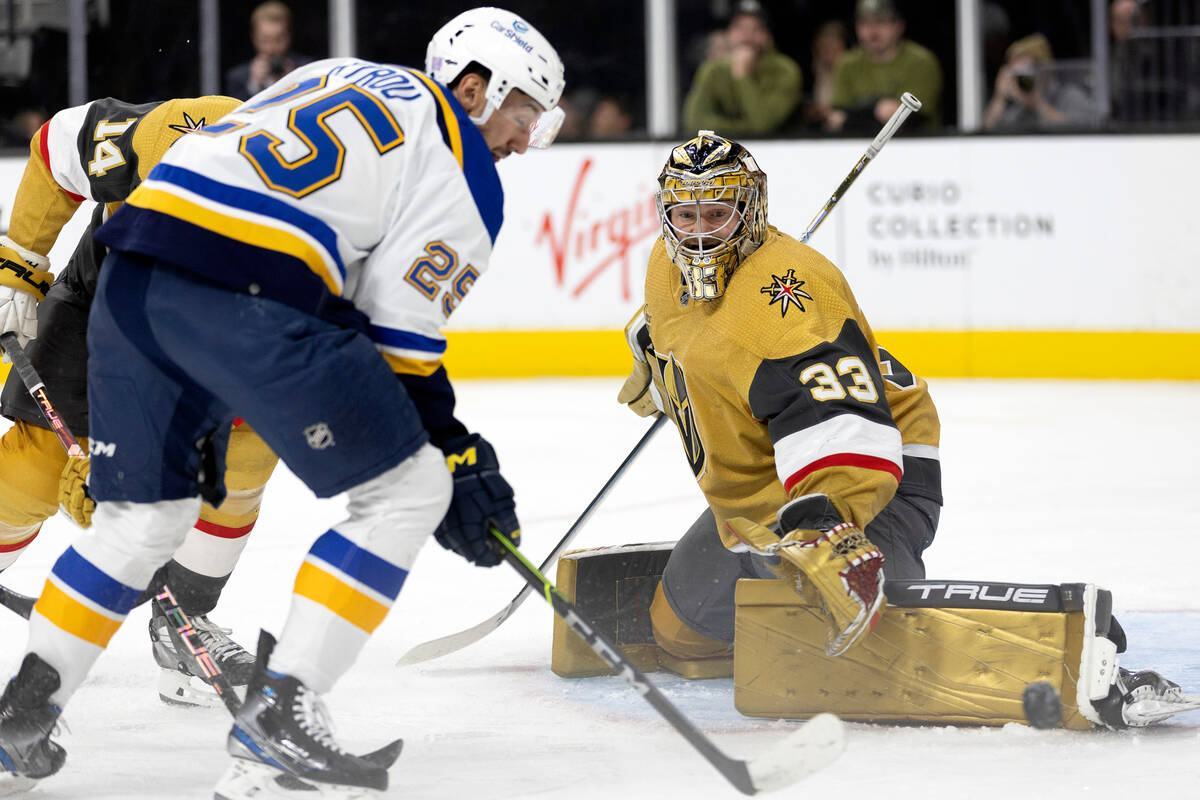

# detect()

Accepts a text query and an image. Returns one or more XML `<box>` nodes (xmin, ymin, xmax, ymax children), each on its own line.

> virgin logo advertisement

<box><xmin>533</xmin><ymin>157</ymin><xmax>660</xmax><ymax>304</ymax></box>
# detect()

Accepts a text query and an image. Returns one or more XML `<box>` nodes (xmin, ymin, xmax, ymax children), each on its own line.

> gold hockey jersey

<box><xmin>8</xmin><ymin>95</ymin><xmax>240</xmax><ymax>289</ymax></box>
<box><xmin>642</xmin><ymin>226</ymin><xmax>940</xmax><ymax>549</ymax></box>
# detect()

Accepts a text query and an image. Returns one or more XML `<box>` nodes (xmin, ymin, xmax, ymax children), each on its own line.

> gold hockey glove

<box><xmin>617</xmin><ymin>305</ymin><xmax>663</xmax><ymax>417</ymax></box>
<box><xmin>617</xmin><ymin>359</ymin><xmax>663</xmax><ymax>417</ymax></box>
<box><xmin>58</xmin><ymin>455</ymin><xmax>94</xmax><ymax>528</ymax></box>
<box><xmin>727</xmin><ymin>494</ymin><xmax>885</xmax><ymax>656</ymax></box>
<box><xmin>0</xmin><ymin>236</ymin><xmax>52</xmax><ymax>350</ymax></box>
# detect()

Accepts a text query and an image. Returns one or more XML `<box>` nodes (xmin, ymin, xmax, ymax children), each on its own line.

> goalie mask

<box><xmin>656</xmin><ymin>131</ymin><xmax>767</xmax><ymax>301</ymax></box>
<box><xmin>425</xmin><ymin>7</ymin><xmax>567</xmax><ymax>148</ymax></box>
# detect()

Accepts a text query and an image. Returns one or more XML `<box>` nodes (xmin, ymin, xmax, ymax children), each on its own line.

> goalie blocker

<box><xmin>551</xmin><ymin>543</ymin><xmax>1126</xmax><ymax>729</ymax></box>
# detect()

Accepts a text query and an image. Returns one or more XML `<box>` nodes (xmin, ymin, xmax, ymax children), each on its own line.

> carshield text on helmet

<box><xmin>425</xmin><ymin>7</ymin><xmax>567</xmax><ymax>148</ymax></box>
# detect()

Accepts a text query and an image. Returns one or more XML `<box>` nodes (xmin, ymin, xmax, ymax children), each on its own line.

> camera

<box><xmin>268</xmin><ymin>56</ymin><xmax>286</xmax><ymax>80</ymax></box>
<box><xmin>1013</xmin><ymin>68</ymin><xmax>1036</xmax><ymax>93</ymax></box>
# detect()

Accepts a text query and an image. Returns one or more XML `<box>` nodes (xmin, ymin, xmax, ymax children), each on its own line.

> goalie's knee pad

<box><xmin>336</xmin><ymin>443</ymin><xmax>451</xmax><ymax>570</ymax></box>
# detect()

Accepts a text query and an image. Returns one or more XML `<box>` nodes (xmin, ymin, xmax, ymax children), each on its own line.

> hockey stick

<box><xmin>800</xmin><ymin>92</ymin><xmax>922</xmax><ymax>243</ymax></box>
<box><xmin>0</xmin><ymin>333</ymin><xmax>248</xmax><ymax>713</ymax></box>
<box><xmin>0</xmin><ymin>583</ymin><xmax>34</xmax><ymax>619</ymax></box>
<box><xmin>151</xmin><ymin>585</ymin><xmax>244</xmax><ymax>715</ymax></box>
<box><xmin>0</xmin><ymin>332</ymin><xmax>84</xmax><ymax>620</ymax></box>
<box><xmin>396</xmin><ymin>413</ymin><xmax>669</xmax><ymax>666</ymax></box>
<box><xmin>0</xmin><ymin>332</ymin><xmax>85</xmax><ymax>458</ymax></box>
<box><xmin>491</xmin><ymin>529</ymin><xmax>845</xmax><ymax>795</ymax></box>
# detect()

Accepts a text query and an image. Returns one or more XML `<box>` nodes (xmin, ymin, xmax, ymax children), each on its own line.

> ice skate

<box><xmin>0</xmin><ymin>653</ymin><xmax>65</xmax><ymax>795</ymax></box>
<box><xmin>151</xmin><ymin>601</ymin><xmax>254</xmax><ymax>708</ymax></box>
<box><xmin>1094</xmin><ymin>667</ymin><xmax>1200</xmax><ymax>729</ymax></box>
<box><xmin>212</xmin><ymin>632</ymin><xmax>400</xmax><ymax>800</ymax></box>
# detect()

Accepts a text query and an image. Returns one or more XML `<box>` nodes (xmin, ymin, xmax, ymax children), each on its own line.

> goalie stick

<box><xmin>800</xmin><ymin>92</ymin><xmax>922</xmax><ymax>243</ymax></box>
<box><xmin>491</xmin><ymin>529</ymin><xmax>845</xmax><ymax>795</ymax></box>
<box><xmin>0</xmin><ymin>331</ymin><xmax>85</xmax><ymax>621</ymax></box>
<box><xmin>399</xmin><ymin>96</ymin><xmax>919</xmax><ymax>669</ymax></box>
<box><xmin>396</xmin><ymin>414</ymin><xmax>668</xmax><ymax>666</ymax></box>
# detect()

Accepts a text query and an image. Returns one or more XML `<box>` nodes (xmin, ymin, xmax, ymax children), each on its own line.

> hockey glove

<box><xmin>434</xmin><ymin>433</ymin><xmax>520</xmax><ymax>567</ymax></box>
<box><xmin>726</xmin><ymin>494</ymin><xmax>885</xmax><ymax>657</ymax></box>
<box><xmin>0</xmin><ymin>236</ymin><xmax>52</xmax><ymax>352</ymax></box>
<box><xmin>58</xmin><ymin>454</ymin><xmax>94</xmax><ymax>528</ymax></box>
<box><xmin>616</xmin><ymin>306</ymin><xmax>664</xmax><ymax>418</ymax></box>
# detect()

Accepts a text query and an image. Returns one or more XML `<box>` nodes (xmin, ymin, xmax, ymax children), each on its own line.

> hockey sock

<box><xmin>0</xmin><ymin>522</ymin><xmax>40</xmax><ymax>570</ymax></box>
<box><xmin>26</xmin><ymin>498</ymin><xmax>201</xmax><ymax>704</ymax></box>
<box><xmin>269</xmin><ymin>445</ymin><xmax>449</xmax><ymax>693</ymax></box>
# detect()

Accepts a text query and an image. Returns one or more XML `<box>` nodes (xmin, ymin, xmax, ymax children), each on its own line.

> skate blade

<box><xmin>159</xmin><ymin>668</ymin><xmax>246</xmax><ymax>709</ymax></box>
<box><xmin>0</xmin><ymin>774</ymin><xmax>40</xmax><ymax>796</ymax></box>
<box><xmin>1125</xmin><ymin>695</ymin><xmax>1200</xmax><ymax>726</ymax></box>
<box><xmin>214</xmin><ymin>759</ymin><xmax>381</xmax><ymax>800</ymax></box>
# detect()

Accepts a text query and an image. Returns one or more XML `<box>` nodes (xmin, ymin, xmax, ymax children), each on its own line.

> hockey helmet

<box><xmin>657</xmin><ymin>131</ymin><xmax>767</xmax><ymax>301</ymax></box>
<box><xmin>425</xmin><ymin>7</ymin><xmax>566</xmax><ymax>147</ymax></box>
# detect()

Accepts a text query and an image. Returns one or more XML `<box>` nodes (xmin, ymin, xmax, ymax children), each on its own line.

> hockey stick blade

<box><xmin>397</xmin><ymin>415</ymin><xmax>668</xmax><ymax>666</ymax></box>
<box><xmin>492</xmin><ymin>530</ymin><xmax>845</xmax><ymax>795</ymax></box>
<box><xmin>0</xmin><ymin>584</ymin><xmax>35</xmax><ymax>619</ymax></box>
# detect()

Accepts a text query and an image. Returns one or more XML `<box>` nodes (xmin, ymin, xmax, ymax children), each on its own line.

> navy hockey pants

<box><xmin>86</xmin><ymin>251</ymin><xmax>429</xmax><ymax>504</ymax></box>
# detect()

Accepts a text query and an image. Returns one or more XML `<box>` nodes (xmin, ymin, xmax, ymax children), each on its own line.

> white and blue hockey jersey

<box><xmin>96</xmin><ymin>58</ymin><xmax>502</xmax><ymax>382</ymax></box>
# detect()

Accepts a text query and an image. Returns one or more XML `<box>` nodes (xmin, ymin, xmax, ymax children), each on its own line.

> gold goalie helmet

<box><xmin>656</xmin><ymin>130</ymin><xmax>767</xmax><ymax>301</ymax></box>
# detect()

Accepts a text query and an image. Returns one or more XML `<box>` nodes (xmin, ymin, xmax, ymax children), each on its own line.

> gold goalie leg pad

<box><xmin>551</xmin><ymin>543</ymin><xmax>673</xmax><ymax>677</ymax></box>
<box><xmin>548</xmin><ymin>542</ymin><xmax>728</xmax><ymax>679</ymax></box>
<box><xmin>734</xmin><ymin>578</ymin><xmax>1111</xmax><ymax>729</ymax></box>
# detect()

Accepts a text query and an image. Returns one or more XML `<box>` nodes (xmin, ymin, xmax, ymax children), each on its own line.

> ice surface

<box><xmin>1</xmin><ymin>378</ymin><xmax>1198</xmax><ymax>799</ymax></box>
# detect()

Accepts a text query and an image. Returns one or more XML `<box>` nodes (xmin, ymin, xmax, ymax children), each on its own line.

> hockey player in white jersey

<box><xmin>0</xmin><ymin>7</ymin><xmax>565</xmax><ymax>798</ymax></box>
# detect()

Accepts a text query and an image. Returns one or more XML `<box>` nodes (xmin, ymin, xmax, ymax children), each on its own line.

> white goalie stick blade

<box><xmin>395</xmin><ymin>602</ymin><xmax>518</xmax><ymax>666</ymax></box>
<box><xmin>397</xmin><ymin>416</ymin><xmax>668</xmax><ymax>667</ymax></box>
<box><xmin>743</xmin><ymin>713</ymin><xmax>845</xmax><ymax>793</ymax></box>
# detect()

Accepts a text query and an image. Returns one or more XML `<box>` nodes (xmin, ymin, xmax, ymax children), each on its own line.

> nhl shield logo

<box><xmin>304</xmin><ymin>422</ymin><xmax>335</xmax><ymax>450</ymax></box>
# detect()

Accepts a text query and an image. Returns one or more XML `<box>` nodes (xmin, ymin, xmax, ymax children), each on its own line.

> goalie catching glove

<box><xmin>58</xmin><ymin>455</ymin><xmax>94</xmax><ymax>527</ymax></box>
<box><xmin>435</xmin><ymin>433</ymin><xmax>520</xmax><ymax>567</ymax></box>
<box><xmin>727</xmin><ymin>494</ymin><xmax>885</xmax><ymax>656</ymax></box>
<box><xmin>0</xmin><ymin>236</ymin><xmax>53</xmax><ymax>351</ymax></box>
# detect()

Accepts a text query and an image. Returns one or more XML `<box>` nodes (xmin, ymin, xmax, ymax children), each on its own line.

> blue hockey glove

<box><xmin>435</xmin><ymin>433</ymin><xmax>520</xmax><ymax>567</ymax></box>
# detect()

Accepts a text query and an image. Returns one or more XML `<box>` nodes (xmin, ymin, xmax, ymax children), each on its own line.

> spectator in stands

<box><xmin>588</xmin><ymin>93</ymin><xmax>635</xmax><ymax>139</ymax></box>
<box><xmin>1108</xmin><ymin>0</ymin><xmax>1157</xmax><ymax>123</ymax></box>
<box><xmin>225</xmin><ymin>1</ymin><xmax>313</xmax><ymax>100</ymax></box>
<box><xmin>983</xmin><ymin>34</ymin><xmax>1097</xmax><ymax>131</ymax></box>
<box><xmin>826</xmin><ymin>0</ymin><xmax>943</xmax><ymax>134</ymax></box>
<box><xmin>803</xmin><ymin>20</ymin><xmax>848</xmax><ymax>129</ymax></box>
<box><xmin>681</xmin><ymin>0</ymin><xmax>803</xmax><ymax>136</ymax></box>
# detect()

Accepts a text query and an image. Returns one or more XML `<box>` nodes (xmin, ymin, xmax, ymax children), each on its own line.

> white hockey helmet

<box><xmin>425</xmin><ymin>7</ymin><xmax>566</xmax><ymax>146</ymax></box>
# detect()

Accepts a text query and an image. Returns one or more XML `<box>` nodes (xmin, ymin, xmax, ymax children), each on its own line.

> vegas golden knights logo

<box><xmin>652</xmin><ymin>351</ymin><xmax>706</xmax><ymax>478</ymax></box>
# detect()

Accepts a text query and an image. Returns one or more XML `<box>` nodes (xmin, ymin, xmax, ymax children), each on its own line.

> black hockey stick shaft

<box><xmin>0</xmin><ymin>332</ymin><xmax>83</xmax><ymax>620</ymax></box>
<box><xmin>0</xmin><ymin>583</ymin><xmax>34</xmax><ymax>618</ymax></box>
<box><xmin>152</xmin><ymin>585</ymin><xmax>243</xmax><ymax>716</ymax></box>
<box><xmin>0</xmin><ymin>331</ymin><xmax>86</xmax><ymax>458</ymax></box>
<box><xmin>396</xmin><ymin>414</ymin><xmax>668</xmax><ymax>665</ymax></box>
<box><xmin>800</xmin><ymin>92</ymin><xmax>922</xmax><ymax>244</ymax></box>
<box><xmin>491</xmin><ymin>529</ymin><xmax>842</xmax><ymax>795</ymax></box>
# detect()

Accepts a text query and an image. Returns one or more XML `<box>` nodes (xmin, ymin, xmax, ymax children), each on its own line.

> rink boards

<box><xmin>2</xmin><ymin>132</ymin><xmax>1197</xmax><ymax>379</ymax></box>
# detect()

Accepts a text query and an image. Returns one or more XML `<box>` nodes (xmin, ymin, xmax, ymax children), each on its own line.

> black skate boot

<box><xmin>151</xmin><ymin>601</ymin><xmax>255</xmax><ymax>708</ymax></box>
<box><xmin>212</xmin><ymin>631</ymin><xmax>400</xmax><ymax>800</ymax></box>
<box><xmin>0</xmin><ymin>653</ymin><xmax>66</xmax><ymax>793</ymax></box>
<box><xmin>1094</xmin><ymin>667</ymin><xmax>1200</xmax><ymax>729</ymax></box>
